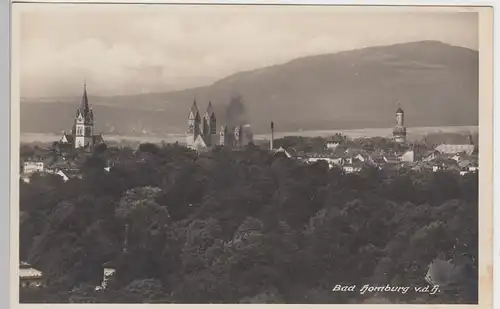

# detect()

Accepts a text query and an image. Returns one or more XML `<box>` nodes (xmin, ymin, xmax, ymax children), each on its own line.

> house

<box><xmin>469</xmin><ymin>165</ymin><xmax>479</xmax><ymax>173</ymax></box>
<box><xmin>95</xmin><ymin>261</ymin><xmax>117</xmax><ymax>291</ymax></box>
<box><xmin>21</xmin><ymin>152</ymin><xmax>53</xmax><ymax>174</ymax></box>
<box><xmin>399</xmin><ymin>150</ymin><xmax>415</xmax><ymax>163</ymax></box>
<box><xmin>460</xmin><ymin>168</ymin><xmax>469</xmax><ymax>176</ymax></box>
<box><xmin>422</xmin><ymin>150</ymin><xmax>441</xmax><ymax>162</ymax></box>
<box><xmin>330</xmin><ymin>157</ymin><xmax>344</xmax><ymax>165</ymax></box>
<box><xmin>384</xmin><ymin>156</ymin><xmax>400</xmax><ymax>164</ymax></box>
<box><xmin>435</xmin><ymin>144</ymin><xmax>475</xmax><ymax>156</ymax></box>
<box><xmin>432</xmin><ymin>165</ymin><xmax>442</xmax><ymax>172</ymax></box>
<box><xmin>462</xmin><ymin>159</ymin><xmax>479</xmax><ymax>173</ymax></box>
<box><xmin>354</xmin><ymin>153</ymin><xmax>367</xmax><ymax>162</ymax></box>
<box><xmin>305</xmin><ymin>156</ymin><xmax>344</xmax><ymax>169</ymax></box>
<box><xmin>22</xmin><ymin>160</ymin><xmax>45</xmax><ymax>174</ymax></box>
<box><xmin>273</xmin><ymin>146</ymin><xmax>293</xmax><ymax>158</ymax></box>
<box><xmin>19</xmin><ymin>262</ymin><xmax>43</xmax><ymax>288</ymax></box>
<box><xmin>326</xmin><ymin>142</ymin><xmax>340</xmax><ymax>150</ymax></box>
<box><xmin>342</xmin><ymin>163</ymin><xmax>363</xmax><ymax>174</ymax></box>
<box><xmin>368</xmin><ymin>154</ymin><xmax>386</xmax><ymax>166</ymax></box>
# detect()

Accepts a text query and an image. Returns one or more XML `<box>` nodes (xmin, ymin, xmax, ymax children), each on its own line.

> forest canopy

<box><xmin>19</xmin><ymin>142</ymin><xmax>478</xmax><ymax>304</ymax></box>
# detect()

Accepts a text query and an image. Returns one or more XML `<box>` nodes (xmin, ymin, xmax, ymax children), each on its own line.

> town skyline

<box><xmin>20</xmin><ymin>5</ymin><xmax>478</xmax><ymax>98</ymax></box>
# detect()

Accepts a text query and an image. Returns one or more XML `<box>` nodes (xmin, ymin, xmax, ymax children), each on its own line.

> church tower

<box><xmin>187</xmin><ymin>99</ymin><xmax>201</xmax><ymax>146</ymax></box>
<box><xmin>392</xmin><ymin>104</ymin><xmax>407</xmax><ymax>143</ymax></box>
<box><xmin>234</xmin><ymin>125</ymin><xmax>242</xmax><ymax>148</ymax></box>
<box><xmin>220</xmin><ymin>125</ymin><xmax>229</xmax><ymax>147</ymax></box>
<box><xmin>203</xmin><ymin>101</ymin><xmax>217</xmax><ymax>146</ymax></box>
<box><xmin>73</xmin><ymin>82</ymin><xmax>94</xmax><ymax>149</ymax></box>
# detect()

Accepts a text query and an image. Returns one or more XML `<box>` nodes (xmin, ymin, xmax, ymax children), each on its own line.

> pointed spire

<box><xmin>205</xmin><ymin>101</ymin><xmax>213</xmax><ymax>116</ymax></box>
<box><xmin>189</xmin><ymin>98</ymin><xmax>201</xmax><ymax>121</ymax></box>
<box><xmin>206</xmin><ymin>100</ymin><xmax>216</xmax><ymax>119</ymax></box>
<box><xmin>190</xmin><ymin>98</ymin><xmax>199</xmax><ymax>113</ymax></box>
<box><xmin>80</xmin><ymin>81</ymin><xmax>90</xmax><ymax>117</ymax></box>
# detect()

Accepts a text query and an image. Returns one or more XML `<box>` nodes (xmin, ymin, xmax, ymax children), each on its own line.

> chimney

<box><xmin>270</xmin><ymin>121</ymin><xmax>274</xmax><ymax>150</ymax></box>
<box><xmin>123</xmin><ymin>224</ymin><xmax>129</xmax><ymax>253</ymax></box>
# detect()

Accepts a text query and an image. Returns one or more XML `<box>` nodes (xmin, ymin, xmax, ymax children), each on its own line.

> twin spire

<box><xmin>189</xmin><ymin>98</ymin><xmax>215</xmax><ymax>120</ymax></box>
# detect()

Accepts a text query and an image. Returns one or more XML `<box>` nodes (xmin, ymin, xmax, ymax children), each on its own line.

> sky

<box><xmin>17</xmin><ymin>5</ymin><xmax>479</xmax><ymax>98</ymax></box>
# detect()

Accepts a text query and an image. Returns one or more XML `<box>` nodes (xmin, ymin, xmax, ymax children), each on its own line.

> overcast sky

<box><xmin>18</xmin><ymin>5</ymin><xmax>478</xmax><ymax>98</ymax></box>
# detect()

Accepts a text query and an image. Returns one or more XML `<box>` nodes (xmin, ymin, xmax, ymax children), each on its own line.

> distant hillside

<box><xmin>20</xmin><ymin>40</ymin><xmax>478</xmax><ymax>135</ymax></box>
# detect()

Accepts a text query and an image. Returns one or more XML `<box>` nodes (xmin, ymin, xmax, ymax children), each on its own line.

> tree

<box><xmin>19</xmin><ymin>143</ymin><xmax>478</xmax><ymax>304</ymax></box>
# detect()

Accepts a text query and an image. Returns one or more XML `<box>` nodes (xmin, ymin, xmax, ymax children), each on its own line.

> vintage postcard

<box><xmin>10</xmin><ymin>1</ymin><xmax>493</xmax><ymax>307</ymax></box>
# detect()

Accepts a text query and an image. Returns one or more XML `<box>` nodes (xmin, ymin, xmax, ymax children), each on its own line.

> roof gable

<box><xmin>93</xmin><ymin>134</ymin><xmax>104</xmax><ymax>145</ymax></box>
<box><xmin>60</xmin><ymin>133</ymin><xmax>74</xmax><ymax>144</ymax></box>
<box><xmin>192</xmin><ymin>134</ymin><xmax>208</xmax><ymax>149</ymax></box>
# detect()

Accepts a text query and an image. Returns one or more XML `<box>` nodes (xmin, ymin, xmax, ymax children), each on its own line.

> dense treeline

<box><xmin>270</xmin><ymin>132</ymin><xmax>478</xmax><ymax>155</ymax></box>
<box><xmin>19</xmin><ymin>143</ymin><xmax>478</xmax><ymax>304</ymax></box>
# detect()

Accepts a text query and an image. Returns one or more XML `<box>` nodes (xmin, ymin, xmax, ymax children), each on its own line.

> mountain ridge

<box><xmin>20</xmin><ymin>40</ymin><xmax>478</xmax><ymax>135</ymax></box>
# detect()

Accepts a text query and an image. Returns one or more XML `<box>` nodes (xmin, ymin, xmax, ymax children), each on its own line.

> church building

<box><xmin>392</xmin><ymin>105</ymin><xmax>407</xmax><ymax>143</ymax></box>
<box><xmin>186</xmin><ymin>99</ymin><xmax>254</xmax><ymax>151</ymax></box>
<box><xmin>59</xmin><ymin>83</ymin><xmax>105</xmax><ymax>151</ymax></box>
<box><xmin>186</xmin><ymin>100</ymin><xmax>217</xmax><ymax>151</ymax></box>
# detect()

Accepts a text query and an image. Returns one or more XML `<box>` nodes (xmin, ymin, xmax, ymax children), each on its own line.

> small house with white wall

<box><xmin>326</xmin><ymin>142</ymin><xmax>340</xmax><ymax>150</ymax></box>
<box><xmin>399</xmin><ymin>150</ymin><xmax>415</xmax><ymax>163</ymax></box>
<box><xmin>19</xmin><ymin>262</ymin><xmax>43</xmax><ymax>288</ymax></box>
<box><xmin>22</xmin><ymin>160</ymin><xmax>45</xmax><ymax>174</ymax></box>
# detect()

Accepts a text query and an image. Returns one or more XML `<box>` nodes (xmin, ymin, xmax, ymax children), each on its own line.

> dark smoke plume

<box><xmin>224</xmin><ymin>94</ymin><xmax>248</xmax><ymax>129</ymax></box>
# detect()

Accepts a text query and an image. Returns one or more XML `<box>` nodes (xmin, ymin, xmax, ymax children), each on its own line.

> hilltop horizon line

<box><xmin>20</xmin><ymin>40</ymin><xmax>476</xmax><ymax>101</ymax></box>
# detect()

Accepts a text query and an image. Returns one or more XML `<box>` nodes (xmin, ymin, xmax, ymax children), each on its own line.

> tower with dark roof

<box><xmin>392</xmin><ymin>104</ymin><xmax>407</xmax><ymax>143</ymax></box>
<box><xmin>73</xmin><ymin>82</ymin><xmax>94</xmax><ymax>149</ymax></box>
<box><xmin>187</xmin><ymin>99</ymin><xmax>201</xmax><ymax>144</ymax></box>
<box><xmin>202</xmin><ymin>101</ymin><xmax>217</xmax><ymax>146</ymax></box>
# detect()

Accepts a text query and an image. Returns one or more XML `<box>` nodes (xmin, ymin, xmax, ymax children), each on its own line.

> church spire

<box><xmin>206</xmin><ymin>101</ymin><xmax>215</xmax><ymax>118</ymax></box>
<box><xmin>189</xmin><ymin>98</ymin><xmax>200</xmax><ymax>121</ymax></box>
<box><xmin>80</xmin><ymin>81</ymin><xmax>90</xmax><ymax>117</ymax></box>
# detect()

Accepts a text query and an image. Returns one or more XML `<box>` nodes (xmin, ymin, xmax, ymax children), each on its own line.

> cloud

<box><xmin>18</xmin><ymin>5</ymin><xmax>478</xmax><ymax>97</ymax></box>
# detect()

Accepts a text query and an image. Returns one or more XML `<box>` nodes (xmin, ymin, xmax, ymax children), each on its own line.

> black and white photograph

<box><xmin>12</xmin><ymin>2</ymin><xmax>492</xmax><ymax>305</ymax></box>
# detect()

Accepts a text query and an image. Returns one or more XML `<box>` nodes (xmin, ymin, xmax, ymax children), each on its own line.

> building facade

<box><xmin>22</xmin><ymin>160</ymin><xmax>45</xmax><ymax>174</ymax></box>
